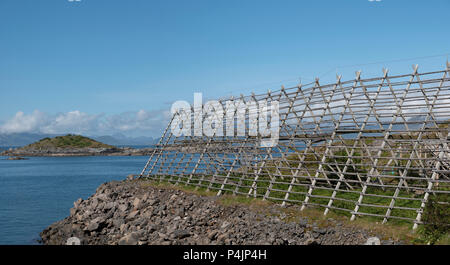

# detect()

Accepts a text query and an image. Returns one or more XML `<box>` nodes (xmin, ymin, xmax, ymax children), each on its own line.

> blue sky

<box><xmin>0</xmin><ymin>0</ymin><xmax>449</xmax><ymax>137</ymax></box>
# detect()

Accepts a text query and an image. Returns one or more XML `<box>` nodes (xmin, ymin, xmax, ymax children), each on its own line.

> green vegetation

<box><xmin>24</xmin><ymin>134</ymin><xmax>114</xmax><ymax>149</ymax></box>
<box><xmin>325</xmin><ymin>149</ymin><xmax>366</xmax><ymax>183</ymax></box>
<box><xmin>416</xmin><ymin>193</ymin><xmax>450</xmax><ymax>244</ymax></box>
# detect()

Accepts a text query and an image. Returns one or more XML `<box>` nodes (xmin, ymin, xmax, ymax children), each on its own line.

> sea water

<box><xmin>0</xmin><ymin>148</ymin><xmax>149</xmax><ymax>245</ymax></box>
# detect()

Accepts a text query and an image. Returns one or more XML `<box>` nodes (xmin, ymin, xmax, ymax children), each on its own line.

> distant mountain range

<box><xmin>0</xmin><ymin>132</ymin><xmax>157</xmax><ymax>147</ymax></box>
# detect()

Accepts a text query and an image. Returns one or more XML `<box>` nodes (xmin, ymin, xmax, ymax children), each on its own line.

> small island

<box><xmin>1</xmin><ymin>134</ymin><xmax>154</xmax><ymax>157</ymax></box>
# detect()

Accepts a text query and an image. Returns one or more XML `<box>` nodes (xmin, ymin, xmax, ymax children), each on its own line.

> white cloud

<box><xmin>0</xmin><ymin>109</ymin><xmax>170</xmax><ymax>137</ymax></box>
<box><xmin>103</xmin><ymin>109</ymin><xmax>171</xmax><ymax>135</ymax></box>
<box><xmin>0</xmin><ymin>110</ymin><xmax>48</xmax><ymax>134</ymax></box>
<box><xmin>41</xmin><ymin>111</ymin><xmax>101</xmax><ymax>134</ymax></box>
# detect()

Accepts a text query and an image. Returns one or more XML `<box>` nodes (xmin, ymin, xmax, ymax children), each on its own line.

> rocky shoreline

<box><xmin>1</xmin><ymin>147</ymin><xmax>154</xmax><ymax>157</ymax></box>
<box><xmin>40</xmin><ymin>178</ymin><xmax>400</xmax><ymax>245</ymax></box>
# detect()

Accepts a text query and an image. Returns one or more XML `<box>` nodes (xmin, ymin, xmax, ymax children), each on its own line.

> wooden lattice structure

<box><xmin>140</xmin><ymin>64</ymin><xmax>450</xmax><ymax>228</ymax></box>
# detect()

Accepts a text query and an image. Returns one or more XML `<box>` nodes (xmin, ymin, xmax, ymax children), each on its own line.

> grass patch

<box><xmin>415</xmin><ymin>193</ymin><xmax>450</xmax><ymax>245</ymax></box>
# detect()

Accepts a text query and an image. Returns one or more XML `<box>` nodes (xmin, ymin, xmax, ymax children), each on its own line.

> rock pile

<box><xmin>40</xmin><ymin>179</ymin><xmax>397</xmax><ymax>245</ymax></box>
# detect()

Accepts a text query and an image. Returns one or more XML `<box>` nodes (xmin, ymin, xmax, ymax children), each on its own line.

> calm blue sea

<box><xmin>0</xmin><ymin>146</ymin><xmax>149</xmax><ymax>245</ymax></box>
